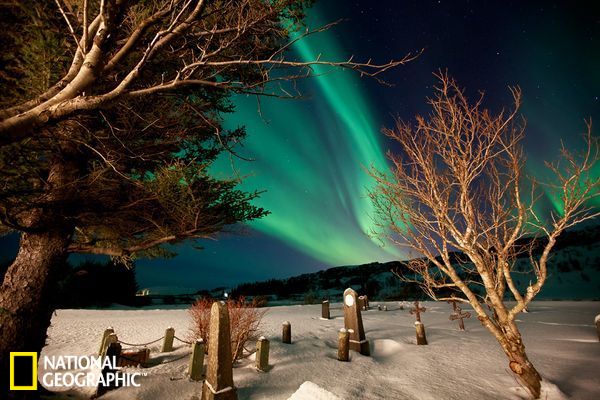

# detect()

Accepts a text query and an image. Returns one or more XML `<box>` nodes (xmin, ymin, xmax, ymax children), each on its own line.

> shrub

<box><xmin>188</xmin><ymin>297</ymin><xmax>266</xmax><ymax>362</ymax></box>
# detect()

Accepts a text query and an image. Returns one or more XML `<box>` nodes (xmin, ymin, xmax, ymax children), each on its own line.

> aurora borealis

<box><xmin>124</xmin><ymin>1</ymin><xmax>599</xmax><ymax>290</ymax></box>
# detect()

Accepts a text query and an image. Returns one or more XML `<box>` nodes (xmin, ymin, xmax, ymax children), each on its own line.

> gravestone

<box><xmin>201</xmin><ymin>302</ymin><xmax>237</xmax><ymax>400</ymax></box>
<box><xmin>322</xmin><ymin>300</ymin><xmax>330</xmax><ymax>319</ymax></box>
<box><xmin>337</xmin><ymin>328</ymin><xmax>349</xmax><ymax>362</ymax></box>
<box><xmin>343</xmin><ymin>288</ymin><xmax>370</xmax><ymax>356</ymax></box>
<box><xmin>448</xmin><ymin>299</ymin><xmax>471</xmax><ymax>331</ymax></box>
<box><xmin>189</xmin><ymin>339</ymin><xmax>205</xmax><ymax>381</ymax></box>
<box><xmin>255</xmin><ymin>337</ymin><xmax>269</xmax><ymax>372</ymax></box>
<box><xmin>282</xmin><ymin>321</ymin><xmax>291</xmax><ymax>344</ymax></box>
<box><xmin>409</xmin><ymin>301</ymin><xmax>426</xmax><ymax>322</ymax></box>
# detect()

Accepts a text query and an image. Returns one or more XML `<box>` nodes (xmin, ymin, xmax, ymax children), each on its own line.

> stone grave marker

<box><xmin>322</xmin><ymin>300</ymin><xmax>330</xmax><ymax>319</ymax></box>
<box><xmin>337</xmin><ymin>328</ymin><xmax>349</xmax><ymax>362</ymax></box>
<box><xmin>255</xmin><ymin>337</ymin><xmax>269</xmax><ymax>372</ymax></box>
<box><xmin>343</xmin><ymin>288</ymin><xmax>370</xmax><ymax>356</ymax></box>
<box><xmin>282</xmin><ymin>321</ymin><xmax>291</xmax><ymax>344</ymax></box>
<box><xmin>201</xmin><ymin>302</ymin><xmax>237</xmax><ymax>400</ymax></box>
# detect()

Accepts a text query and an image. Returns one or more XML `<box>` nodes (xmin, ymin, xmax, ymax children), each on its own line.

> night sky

<box><xmin>3</xmin><ymin>1</ymin><xmax>598</xmax><ymax>292</ymax></box>
<box><xmin>138</xmin><ymin>0</ymin><xmax>600</xmax><ymax>292</ymax></box>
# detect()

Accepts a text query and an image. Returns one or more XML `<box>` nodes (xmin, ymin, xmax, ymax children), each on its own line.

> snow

<box><xmin>287</xmin><ymin>381</ymin><xmax>341</xmax><ymax>400</ymax></box>
<box><xmin>41</xmin><ymin>301</ymin><xmax>600</xmax><ymax>399</ymax></box>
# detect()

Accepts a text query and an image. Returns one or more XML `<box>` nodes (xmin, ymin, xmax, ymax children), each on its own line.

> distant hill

<box><xmin>228</xmin><ymin>225</ymin><xmax>600</xmax><ymax>302</ymax></box>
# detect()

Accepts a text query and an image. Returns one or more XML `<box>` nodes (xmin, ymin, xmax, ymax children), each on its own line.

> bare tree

<box><xmin>369</xmin><ymin>72</ymin><xmax>599</xmax><ymax>399</ymax></box>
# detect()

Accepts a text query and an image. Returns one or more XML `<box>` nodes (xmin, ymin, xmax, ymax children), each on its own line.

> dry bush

<box><xmin>188</xmin><ymin>297</ymin><xmax>266</xmax><ymax>362</ymax></box>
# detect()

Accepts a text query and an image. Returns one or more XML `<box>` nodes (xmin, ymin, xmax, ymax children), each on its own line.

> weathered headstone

<box><xmin>162</xmin><ymin>326</ymin><xmax>175</xmax><ymax>352</ymax></box>
<box><xmin>337</xmin><ymin>328</ymin><xmax>349</xmax><ymax>362</ymax></box>
<box><xmin>409</xmin><ymin>300</ymin><xmax>426</xmax><ymax>322</ymax></box>
<box><xmin>98</xmin><ymin>327</ymin><xmax>115</xmax><ymax>356</ymax></box>
<box><xmin>448</xmin><ymin>299</ymin><xmax>471</xmax><ymax>331</ymax></box>
<box><xmin>322</xmin><ymin>300</ymin><xmax>330</xmax><ymax>319</ymax></box>
<box><xmin>95</xmin><ymin>341</ymin><xmax>122</xmax><ymax>397</ymax></box>
<box><xmin>343</xmin><ymin>288</ymin><xmax>370</xmax><ymax>356</ymax></box>
<box><xmin>201</xmin><ymin>302</ymin><xmax>237</xmax><ymax>400</ymax></box>
<box><xmin>255</xmin><ymin>337</ymin><xmax>269</xmax><ymax>372</ymax></box>
<box><xmin>282</xmin><ymin>321</ymin><xmax>291</xmax><ymax>344</ymax></box>
<box><xmin>189</xmin><ymin>339</ymin><xmax>205</xmax><ymax>381</ymax></box>
<box><xmin>415</xmin><ymin>321</ymin><xmax>428</xmax><ymax>345</ymax></box>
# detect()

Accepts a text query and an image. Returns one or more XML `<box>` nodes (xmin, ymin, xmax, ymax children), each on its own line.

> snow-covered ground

<box><xmin>41</xmin><ymin>301</ymin><xmax>600</xmax><ymax>399</ymax></box>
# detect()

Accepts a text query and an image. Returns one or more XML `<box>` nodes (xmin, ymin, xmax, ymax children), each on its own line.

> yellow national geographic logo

<box><xmin>9</xmin><ymin>352</ymin><xmax>38</xmax><ymax>391</ymax></box>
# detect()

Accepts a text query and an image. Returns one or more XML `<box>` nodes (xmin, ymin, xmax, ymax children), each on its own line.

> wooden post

<box><xmin>415</xmin><ymin>321</ymin><xmax>428</xmax><ymax>345</ymax></box>
<box><xmin>201</xmin><ymin>302</ymin><xmax>237</xmax><ymax>400</ymax></box>
<box><xmin>596</xmin><ymin>314</ymin><xmax>600</xmax><ymax>341</ymax></box>
<box><xmin>95</xmin><ymin>341</ymin><xmax>122</xmax><ymax>397</ymax></box>
<box><xmin>162</xmin><ymin>326</ymin><xmax>175</xmax><ymax>352</ymax></box>
<box><xmin>282</xmin><ymin>321</ymin><xmax>291</xmax><ymax>344</ymax></box>
<box><xmin>100</xmin><ymin>333</ymin><xmax>118</xmax><ymax>357</ymax></box>
<box><xmin>321</xmin><ymin>300</ymin><xmax>330</xmax><ymax>319</ymax></box>
<box><xmin>255</xmin><ymin>336</ymin><xmax>269</xmax><ymax>372</ymax></box>
<box><xmin>98</xmin><ymin>327</ymin><xmax>114</xmax><ymax>356</ymax></box>
<box><xmin>337</xmin><ymin>328</ymin><xmax>349</xmax><ymax>362</ymax></box>
<box><xmin>189</xmin><ymin>339</ymin><xmax>205</xmax><ymax>381</ymax></box>
<box><xmin>343</xmin><ymin>288</ymin><xmax>370</xmax><ymax>356</ymax></box>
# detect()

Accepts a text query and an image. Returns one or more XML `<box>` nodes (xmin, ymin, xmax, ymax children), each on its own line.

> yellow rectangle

<box><xmin>9</xmin><ymin>352</ymin><xmax>37</xmax><ymax>391</ymax></box>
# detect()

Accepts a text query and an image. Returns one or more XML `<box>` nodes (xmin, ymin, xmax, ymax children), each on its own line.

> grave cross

<box><xmin>409</xmin><ymin>300</ymin><xmax>426</xmax><ymax>322</ymax></box>
<box><xmin>448</xmin><ymin>299</ymin><xmax>471</xmax><ymax>331</ymax></box>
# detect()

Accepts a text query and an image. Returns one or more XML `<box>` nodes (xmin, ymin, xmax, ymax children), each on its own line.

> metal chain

<box><xmin>116</xmin><ymin>336</ymin><xmax>164</xmax><ymax>347</ymax></box>
<box><xmin>117</xmin><ymin>351</ymin><xmax>191</xmax><ymax>368</ymax></box>
<box><xmin>173</xmin><ymin>335</ymin><xmax>193</xmax><ymax>345</ymax></box>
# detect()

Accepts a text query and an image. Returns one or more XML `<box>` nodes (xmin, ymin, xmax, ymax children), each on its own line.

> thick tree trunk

<box><xmin>0</xmin><ymin>138</ymin><xmax>80</xmax><ymax>397</ymax></box>
<box><xmin>0</xmin><ymin>229</ymin><xmax>71</xmax><ymax>397</ymax></box>
<box><xmin>484</xmin><ymin>319</ymin><xmax>542</xmax><ymax>399</ymax></box>
<box><xmin>503</xmin><ymin>333</ymin><xmax>542</xmax><ymax>399</ymax></box>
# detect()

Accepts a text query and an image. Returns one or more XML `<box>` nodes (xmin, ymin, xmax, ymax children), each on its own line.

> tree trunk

<box><xmin>499</xmin><ymin>325</ymin><xmax>542</xmax><ymax>399</ymax></box>
<box><xmin>0</xmin><ymin>139</ymin><xmax>79</xmax><ymax>397</ymax></box>
<box><xmin>0</xmin><ymin>229</ymin><xmax>71</xmax><ymax>398</ymax></box>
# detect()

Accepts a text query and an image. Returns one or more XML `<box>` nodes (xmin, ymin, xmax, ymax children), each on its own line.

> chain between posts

<box><xmin>116</xmin><ymin>336</ymin><xmax>165</xmax><ymax>347</ymax></box>
<box><xmin>174</xmin><ymin>335</ymin><xmax>193</xmax><ymax>345</ymax></box>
